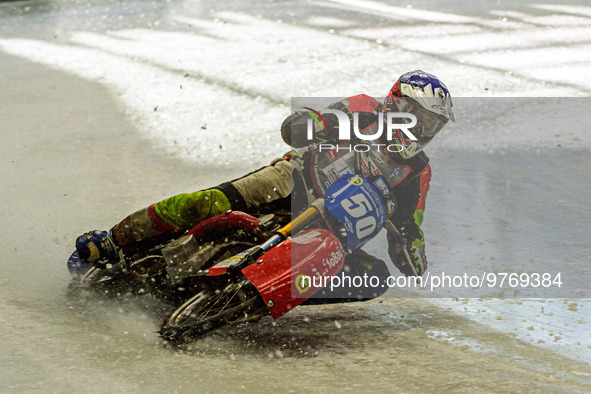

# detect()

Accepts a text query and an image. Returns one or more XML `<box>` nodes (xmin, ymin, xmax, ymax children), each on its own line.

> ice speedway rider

<box><xmin>69</xmin><ymin>70</ymin><xmax>455</xmax><ymax>301</ymax></box>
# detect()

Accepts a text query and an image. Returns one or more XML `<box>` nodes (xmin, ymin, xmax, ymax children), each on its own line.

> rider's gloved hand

<box><xmin>387</xmin><ymin>230</ymin><xmax>428</xmax><ymax>277</ymax></box>
<box><xmin>398</xmin><ymin>220</ymin><xmax>422</xmax><ymax>242</ymax></box>
<box><xmin>408</xmin><ymin>246</ymin><xmax>427</xmax><ymax>276</ymax></box>
<box><xmin>75</xmin><ymin>230</ymin><xmax>120</xmax><ymax>269</ymax></box>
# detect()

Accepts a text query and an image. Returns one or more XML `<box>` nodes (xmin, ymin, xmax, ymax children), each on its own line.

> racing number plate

<box><xmin>324</xmin><ymin>175</ymin><xmax>387</xmax><ymax>252</ymax></box>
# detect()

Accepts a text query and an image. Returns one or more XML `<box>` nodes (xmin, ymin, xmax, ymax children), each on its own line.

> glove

<box><xmin>75</xmin><ymin>230</ymin><xmax>120</xmax><ymax>268</ymax></box>
<box><xmin>408</xmin><ymin>246</ymin><xmax>427</xmax><ymax>276</ymax></box>
<box><xmin>387</xmin><ymin>230</ymin><xmax>428</xmax><ymax>277</ymax></box>
<box><xmin>398</xmin><ymin>220</ymin><xmax>422</xmax><ymax>243</ymax></box>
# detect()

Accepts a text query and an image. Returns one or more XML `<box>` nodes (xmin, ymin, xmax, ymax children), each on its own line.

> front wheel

<box><xmin>160</xmin><ymin>278</ymin><xmax>268</xmax><ymax>343</ymax></box>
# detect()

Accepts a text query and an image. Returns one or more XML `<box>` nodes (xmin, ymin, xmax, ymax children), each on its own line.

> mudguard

<box><xmin>241</xmin><ymin>228</ymin><xmax>344</xmax><ymax>319</ymax></box>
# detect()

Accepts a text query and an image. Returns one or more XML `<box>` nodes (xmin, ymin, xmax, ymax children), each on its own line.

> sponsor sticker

<box><xmin>322</xmin><ymin>249</ymin><xmax>344</xmax><ymax>269</ymax></box>
<box><xmin>348</xmin><ymin>176</ymin><xmax>364</xmax><ymax>186</ymax></box>
<box><xmin>292</xmin><ymin>230</ymin><xmax>322</xmax><ymax>244</ymax></box>
<box><xmin>327</xmin><ymin>148</ymin><xmax>339</xmax><ymax>162</ymax></box>
<box><xmin>386</xmin><ymin>199</ymin><xmax>396</xmax><ymax>214</ymax></box>
<box><xmin>370</xmin><ymin>150</ymin><xmax>387</xmax><ymax>167</ymax></box>
<box><xmin>388</xmin><ymin>167</ymin><xmax>401</xmax><ymax>179</ymax></box>
<box><xmin>295</xmin><ymin>274</ymin><xmax>311</xmax><ymax>294</ymax></box>
<box><xmin>213</xmin><ymin>255</ymin><xmax>243</xmax><ymax>268</ymax></box>
<box><xmin>373</xmin><ymin>177</ymin><xmax>390</xmax><ymax>198</ymax></box>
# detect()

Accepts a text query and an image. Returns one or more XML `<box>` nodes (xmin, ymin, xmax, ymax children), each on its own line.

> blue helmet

<box><xmin>384</xmin><ymin>70</ymin><xmax>454</xmax><ymax>158</ymax></box>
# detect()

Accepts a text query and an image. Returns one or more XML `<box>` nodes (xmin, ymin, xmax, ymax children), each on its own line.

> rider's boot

<box><xmin>75</xmin><ymin>230</ymin><xmax>120</xmax><ymax>268</ymax></box>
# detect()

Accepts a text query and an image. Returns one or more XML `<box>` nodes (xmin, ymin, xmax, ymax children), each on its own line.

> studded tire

<box><xmin>159</xmin><ymin>278</ymin><xmax>268</xmax><ymax>343</ymax></box>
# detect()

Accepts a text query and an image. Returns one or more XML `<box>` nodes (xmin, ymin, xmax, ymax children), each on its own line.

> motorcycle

<box><xmin>67</xmin><ymin>174</ymin><xmax>390</xmax><ymax>343</ymax></box>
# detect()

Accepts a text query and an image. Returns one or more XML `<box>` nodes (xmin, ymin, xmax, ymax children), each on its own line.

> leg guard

<box><xmin>111</xmin><ymin>189</ymin><xmax>231</xmax><ymax>247</ymax></box>
<box><xmin>111</xmin><ymin>158</ymin><xmax>290</xmax><ymax>247</ymax></box>
<box><xmin>153</xmin><ymin>189</ymin><xmax>231</xmax><ymax>230</ymax></box>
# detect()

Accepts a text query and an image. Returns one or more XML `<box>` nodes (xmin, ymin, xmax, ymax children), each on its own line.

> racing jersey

<box><xmin>281</xmin><ymin>94</ymin><xmax>431</xmax><ymax>244</ymax></box>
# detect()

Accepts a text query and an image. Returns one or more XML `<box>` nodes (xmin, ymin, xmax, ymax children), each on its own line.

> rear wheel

<box><xmin>160</xmin><ymin>278</ymin><xmax>268</xmax><ymax>343</ymax></box>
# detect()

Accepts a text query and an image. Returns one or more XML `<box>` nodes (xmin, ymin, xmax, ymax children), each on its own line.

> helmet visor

<box><xmin>403</xmin><ymin>100</ymin><xmax>447</xmax><ymax>143</ymax></box>
<box><xmin>396</xmin><ymin>98</ymin><xmax>449</xmax><ymax>142</ymax></box>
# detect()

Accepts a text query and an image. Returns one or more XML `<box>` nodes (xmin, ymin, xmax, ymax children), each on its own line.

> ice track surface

<box><xmin>0</xmin><ymin>0</ymin><xmax>589</xmax><ymax>391</ymax></box>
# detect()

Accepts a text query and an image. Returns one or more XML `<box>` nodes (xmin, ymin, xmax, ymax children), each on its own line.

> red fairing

<box><xmin>205</xmin><ymin>264</ymin><xmax>230</xmax><ymax>277</ymax></box>
<box><xmin>185</xmin><ymin>211</ymin><xmax>260</xmax><ymax>239</ymax></box>
<box><xmin>241</xmin><ymin>228</ymin><xmax>345</xmax><ymax>320</ymax></box>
